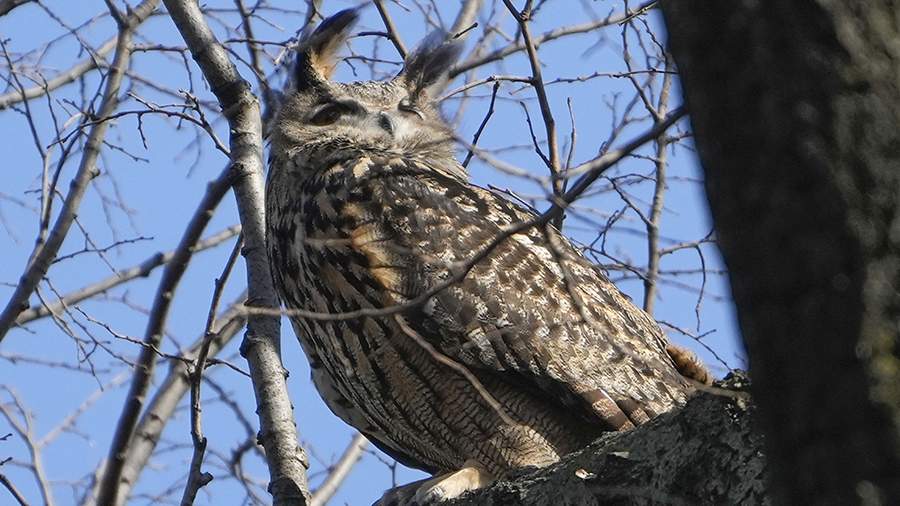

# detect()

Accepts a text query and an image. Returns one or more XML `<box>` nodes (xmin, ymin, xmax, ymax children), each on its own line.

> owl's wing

<box><xmin>342</xmin><ymin>159</ymin><xmax>692</xmax><ymax>430</ymax></box>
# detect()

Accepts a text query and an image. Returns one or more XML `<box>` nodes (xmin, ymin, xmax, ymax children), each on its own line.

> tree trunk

<box><xmin>447</xmin><ymin>374</ymin><xmax>767</xmax><ymax>506</ymax></box>
<box><xmin>660</xmin><ymin>2</ymin><xmax>900</xmax><ymax>505</ymax></box>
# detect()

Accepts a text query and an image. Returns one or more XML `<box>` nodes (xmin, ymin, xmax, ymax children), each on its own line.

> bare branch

<box><xmin>0</xmin><ymin>473</ymin><xmax>28</xmax><ymax>506</ymax></box>
<box><xmin>180</xmin><ymin>236</ymin><xmax>241</xmax><ymax>505</ymax></box>
<box><xmin>0</xmin><ymin>389</ymin><xmax>55</xmax><ymax>506</ymax></box>
<box><xmin>452</xmin><ymin>1</ymin><xmax>656</xmax><ymax>76</ymax></box>
<box><xmin>462</xmin><ymin>81</ymin><xmax>500</xmax><ymax>168</ymax></box>
<box><xmin>0</xmin><ymin>37</ymin><xmax>117</xmax><ymax>110</ymax></box>
<box><xmin>502</xmin><ymin>0</ymin><xmax>563</xmax><ymax>227</ymax></box>
<box><xmin>15</xmin><ymin>226</ymin><xmax>240</xmax><ymax>325</ymax></box>
<box><xmin>309</xmin><ymin>433</ymin><xmax>368</xmax><ymax>506</ymax></box>
<box><xmin>112</xmin><ymin>299</ymin><xmax>247</xmax><ymax>505</ymax></box>
<box><xmin>643</xmin><ymin>55</ymin><xmax>674</xmax><ymax>314</ymax></box>
<box><xmin>96</xmin><ymin>161</ymin><xmax>234</xmax><ymax>506</ymax></box>
<box><xmin>160</xmin><ymin>1</ymin><xmax>308</xmax><ymax>504</ymax></box>
<box><xmin>450</xmin><ymin>0</ymin><xmax>483</xmax><ymax>36</ymax></box>
<box><xmin>395</xmin><ymin>316</ymin><xmax>516</xmax><ymax>426</ymax></box>
<box><xmin>374</xmin><ymin>0</ymin><xmax>408</xmax><ymax>59</ymax></box>
<box><xmin>0</xmin><ymin>0</ymin><xmax>160</xmax><ymax>343</ymax></box>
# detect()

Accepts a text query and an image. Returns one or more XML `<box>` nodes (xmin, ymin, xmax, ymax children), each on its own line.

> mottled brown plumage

<box><xmin>265</xmin><ymin>10</ymin><xmax>707</xmax><ymax>504</ymax></box>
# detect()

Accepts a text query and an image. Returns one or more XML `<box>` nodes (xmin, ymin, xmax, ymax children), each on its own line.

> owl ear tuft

<box><xmin>294</xmin><ymin>9</ymin><xmax>359</xmax><ymax>91</ymax></box>
<box><xmin>398</xmin><ymin>31</ymin><xmax>463</xmax><ymax>100</ymax></box>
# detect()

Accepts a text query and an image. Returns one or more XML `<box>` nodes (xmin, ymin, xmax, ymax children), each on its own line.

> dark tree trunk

<box><xmin>659</xmin><ymin>2</ymin><xmax>900</xmax><ymax>505</ymax></box>
<box><xmin>447</xmin><ymin>374</ymin><xmax>768</xmax><ymax>506</ymax></box>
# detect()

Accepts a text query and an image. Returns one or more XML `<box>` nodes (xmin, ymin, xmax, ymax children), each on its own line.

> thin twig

<box><xmin>642</xmin><ymin>53</ymin><xmax>673</xmax><ymax>314</ymax></box>
<box><xmin>449</xmin><ymin>0</ymin><xmax>482</xmax><ymax>36</ymax></box>
<box><xmin>180</xmin><ymin>234</ymin><xmax>241</xmax><ymax>505</ymax></box>
<box><xmin>96</xmin><ymin>161</ymin><xmax>234</xmax><ymax>506</ymax></box>
<box><xmin>502</xmin><ymin>0</ymin><xmax>563</xmax><ymax>227</ymax></box>
<box><xmin>309</xmin><ymin>433</ymin><xmax>368</xmax><ymax>506</ymax></box>
<box><xmin>110</xmin><ymin>297</ymin><xmax>248</xmax><ymax>504</ymax></box>
<box><xmin>0</xmin><ymin>389</ymin><xmax>55</xmax><ymax>506</ymax></box>
<box><xmin>452</xmin><ymin>1</ymin><xmax>657</xmax><ymax>76</ymax></box>
<box><xmin>462</xmin><ymin>81</ymin><xmax>500</xmax><ymax>168</ymax></box>
<box><xmin>0</xmin><ymin>0</ymin><xmax>160</xmax><ymax>343</ymax></box>
<box><xmin>16</xmin><ymin>226</ymin><xmax>240</xmax><ymax>325</ymax></box>
<box><xmin>0</xmin><ymin>473</ymin><xmax>28</xmax><ymax>506</ymax></box>
<box><xmin>374</xmin><ymin>0</ymin><xmax>408</xmax><ymax>58</ymax></box>
<box><xmin>0</xmin><ymin>37</ymin><xmax>117</xmax><ymax>110</ymax></box>
<box><xmin>394</xmin><ymin>316</ymin><xmax>516</xmax><ymax>426</ymax></box>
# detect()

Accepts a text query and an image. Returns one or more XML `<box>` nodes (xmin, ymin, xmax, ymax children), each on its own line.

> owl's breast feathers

<box><xmin>266</xmin><ymin>154</ymin><xmax>693</xmax><ymax>435</ymax></box>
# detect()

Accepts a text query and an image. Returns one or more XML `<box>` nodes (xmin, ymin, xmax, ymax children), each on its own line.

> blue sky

<box><xmin>0</xmin><ymin>1</ymin><xmax>743</xmax><ymax>505</ymax></box>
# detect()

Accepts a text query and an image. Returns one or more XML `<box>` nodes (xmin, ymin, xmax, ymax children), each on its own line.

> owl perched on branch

<box><xmin>266</xmin><ymin>9</ymin><xmax>709</xmax><ymax>505</ymax></box>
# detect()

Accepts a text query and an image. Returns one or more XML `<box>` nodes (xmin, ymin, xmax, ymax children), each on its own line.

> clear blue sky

<box><xmin>0</xmin><ymin>1</ymin><xmax>743</xmax><ymax>505</ymax></box>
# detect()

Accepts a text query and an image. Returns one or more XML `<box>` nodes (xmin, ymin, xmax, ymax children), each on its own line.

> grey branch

<box><xmin>159</xmin><ymin>0</ymin><xmax>309</xmax><ymax>504</ymax></box>
<box><xmin>109</xmin><ymin>299</ymin><xmax>247</xmax><ymax>505</ymax></box>
<box><xmin>502</xmin><ymin>0</ymin><xmax>563</xmax><ymax>227</ymax></box>
<box><xmin>450</xmin><ymin>0</ymin><xmax>483</xmax><ymax>36</ymax></box>
<box><xmin>452</xmin><ymin>1</ymin><xmax>656</xmax><ymax>77</ymax></box>
<box><xmin>309</xmin><ymin>433</ymin><xmax>369</xmax><ymax>506</ymax></box>
<box><xmin>0</xmin><ymin>473</ymin><xmax>28</xmax><ymax>506</ymax></box>
<box><xmin>373</xmin><ymin>0</ymin><xmax>408</xmax><ymax>58</ymax></box>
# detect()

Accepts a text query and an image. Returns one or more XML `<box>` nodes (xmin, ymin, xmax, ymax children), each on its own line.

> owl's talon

<box><xmin>413</xmin><ymin>464</ymin><xmax>494</xmax><ymax>504</ymax></box>
<box><xmin>376</xmin><ymin>464</ymin><xmax>493</xmax><ymax>506</ymax></box>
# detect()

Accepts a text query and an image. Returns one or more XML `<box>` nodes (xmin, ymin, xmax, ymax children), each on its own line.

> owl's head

<box><xmin>271</xmin><ymin>9</ymin><xmax>463</xmax><ymax>170</ymax></box>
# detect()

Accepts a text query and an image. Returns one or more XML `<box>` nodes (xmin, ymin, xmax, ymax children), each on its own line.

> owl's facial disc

<box><xmin>303</xmin><ymin>94</ymin><xmax>442</xmax><ymax>148</ymax></box>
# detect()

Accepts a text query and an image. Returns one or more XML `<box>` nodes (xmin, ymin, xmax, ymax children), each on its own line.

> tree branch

<box><xmin>15</xmin><ymin>226</ymin><xmax>239</xmax><ymax>325</ymax></box>
<box><xmin>373</xmin><ymin>0</ymin><xmax>408</xmax><ymax>59</ymax></box>
<box><xmin>159</xmin><ymin>1</ymin><xmax>308</xmax><ymax>504</ymax></box>
<box><xmin>502</xmin><ymin>0</ymin><xmax>563</xmax><ymax>227</ymax></box>
<box><xmin>446</xmin><ymin>374</ymin><xmax>767</xmax><ymax>506</ymax></box>
<box><xmin>0</xmin><ymin>473</ymin><xmax>28</xmax><ymax>506</ymax></box>
<box><xmin>450</xmin><ymin>0</ymin><xmax>482</xmax><ymax>36</ymax></box>
<box><xmin>309</xmin><ymin>433</ymin><xmax>368</xmax><ymax>506</ymax></box>
<box><xmin>0</xmin><ymin>0</ymin><xmax>159</xmax><ymax>342</ymax></box>
<box><xmin>95</xmin><ymin>162</ymin><xmax>234</xmax><ymax>506</ymax></box>
<box><xmin>110</xmin><ymin>299</ymin><xmax>247</xmax><ymax>505</ymax></box>
<box><xmin>451</xmin><ymin>1</ymin><xmax>656</xmax><ymax>77</ymax></box>
<box><xmin>0</xmin><ymin>36</ymin><xmax>117</xmax><ymax>110</ymax></box>
<box><xmin>180</xmin><ymin>235</ymin><xmax>241</xmax><ymax>505</ymax></box>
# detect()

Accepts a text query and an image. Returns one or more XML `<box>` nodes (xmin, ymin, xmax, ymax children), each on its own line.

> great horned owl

<box><xmin>265</xmin><ymin>9</ymin><xmax>709</xmax><ymax>505</ymax></box>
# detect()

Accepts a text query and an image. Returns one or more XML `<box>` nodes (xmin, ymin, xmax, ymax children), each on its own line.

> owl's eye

<box><xmin>309</xmin><ymin>103</ymin><xmax>347</xmax><ymax>126</ymax></box>
<box><xmin>398</xmin><ymin>100</ymin><xmax>424</xmax><ymax>119</ymax></box>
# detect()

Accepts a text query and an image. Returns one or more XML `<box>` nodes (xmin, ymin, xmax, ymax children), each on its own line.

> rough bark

<box><xmin>447</xmin><ymin>374</ymin><xmax>767</xmax><ymax>506</ymax></box>
<box><xmin>660</xmin><ymin>2</ymin><xmax>900</xmax><ymax>505</ymax></box>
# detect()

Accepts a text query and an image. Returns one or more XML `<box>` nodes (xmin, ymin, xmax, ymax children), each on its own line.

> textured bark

<box><xmin>446</xmin><ymin>374</ymin><xmax>767</xmax><ymax>506</ymax></box>
<box><xmin>660</xmin><ymin>2</ymin><xmax>900</xmax><ymax>505</ymax></box>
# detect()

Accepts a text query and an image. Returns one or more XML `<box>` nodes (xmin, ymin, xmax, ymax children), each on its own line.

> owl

<box><xmin>265</xmin><ymin>9</ymin><xmax>709</xmax><ymax>505</ymax></box>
